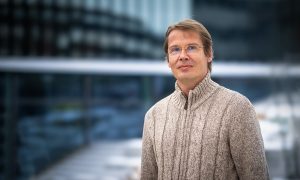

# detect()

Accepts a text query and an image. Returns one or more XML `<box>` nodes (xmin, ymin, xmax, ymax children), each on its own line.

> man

<box><xmin>141</xmin><ymin>19</ymin><xmax>269</xmax><ymax>180</ymax></box>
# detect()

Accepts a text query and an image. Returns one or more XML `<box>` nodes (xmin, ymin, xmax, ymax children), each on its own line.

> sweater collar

<box><xmin>172</xmin><ymin>73</ymin><xmax>219</xmax><ymax>110</ymax></box>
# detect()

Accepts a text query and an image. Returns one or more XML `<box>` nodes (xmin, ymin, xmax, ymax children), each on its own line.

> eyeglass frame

<box><xmin>167</xmin><ymin>43</ymin><xmax>205</xmax><ymax>57</ymax></box>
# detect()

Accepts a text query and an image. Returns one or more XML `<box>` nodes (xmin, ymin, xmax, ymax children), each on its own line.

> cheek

<box><xmin>168</xmin><ymin>59</ymin><xmax>176</xmax><ymax>68</ymax></box>
<box><xmin>168</xmin><ymin>60</ymin><xmax>172</xmax><ymax>68</ymax></box>
<box><xmin>167</xmin><ymin>61</ymin><xmax>171</xmax><ymax>68</ymax></box>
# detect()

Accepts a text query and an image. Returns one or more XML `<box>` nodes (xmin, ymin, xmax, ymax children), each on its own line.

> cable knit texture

<box><xmin>141</xmin><ymin>73</ymin><xmax>269</xmax><ymax>180</ymax></box>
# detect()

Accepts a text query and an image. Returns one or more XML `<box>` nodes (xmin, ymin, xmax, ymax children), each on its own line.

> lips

<box><xmin>178</xmin><ymin>64</ymin><xmax>193</xmax><ymax>69</ymax></box>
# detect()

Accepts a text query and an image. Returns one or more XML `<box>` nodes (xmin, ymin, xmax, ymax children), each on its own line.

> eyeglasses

<box><xmin>168</xmin><ymin>44</ymin><xmax>204</xmax><ymax>56</ymax></box>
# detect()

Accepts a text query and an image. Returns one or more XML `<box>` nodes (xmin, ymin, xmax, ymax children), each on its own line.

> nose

<box><xmin>178</xmin><ymin>49</ymin><xmax>189</xmax><ymax>61</ymax></box>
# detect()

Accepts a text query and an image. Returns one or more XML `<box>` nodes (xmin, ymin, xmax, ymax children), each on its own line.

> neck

<box><xmin>177</xmin><ymin>72</ymin><xmax>209</xmax><ymax>97</ymax></box>
<box><xmin>177</xmin><ymin>77</ymin><xmax>205</xmax><ymax>96</ymax></box>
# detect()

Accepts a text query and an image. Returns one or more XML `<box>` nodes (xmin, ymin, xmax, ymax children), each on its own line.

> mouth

<box><xmin>178</xmin><ymin>65</ymin><xmax>193</xmax><ymax>69</ymax></box>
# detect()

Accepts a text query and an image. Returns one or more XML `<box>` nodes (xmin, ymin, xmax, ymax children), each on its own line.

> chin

<box><xmin>176</xmin><ymin>72</ymin><xmax>204</xmax><ymax>82</ymax></box>
<box><xmin>176</xmin><ymin>74</ymin><xmax>194</xmax><ymax>81</ymax></box>
<box><xmin>178</xmin><ymin>70</ymin><xmax>194</xmax><ymax>76</ymax></box>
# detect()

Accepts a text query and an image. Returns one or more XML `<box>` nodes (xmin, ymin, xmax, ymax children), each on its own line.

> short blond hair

<box><xmin>163</xmin><ymin>19</ymin><xmax>213</xmax><ymax>72</ymax></box>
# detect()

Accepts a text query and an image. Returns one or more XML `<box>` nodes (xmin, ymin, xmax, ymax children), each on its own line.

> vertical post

<box><xmin>285</xmin><ymin>67</ymin><xmax>300</xmax><ymax>178</ymax></box>
<box><xmin>4</xmin><ymin>74</ymin><xmax>18</xmax><ymax>180</ymax></box>
<box><xmin>142</xmin><ymin>76</ymin><xmax>152</xmax><ymax>110</ymax></box>
<box><xmin>82</xmin><ymin>75</ymin><xmax>92</xmax><ymax>145</ymax></box>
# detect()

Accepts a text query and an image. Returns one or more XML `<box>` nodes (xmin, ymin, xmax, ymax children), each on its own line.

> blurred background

<box><xmin>0</xmin><ymin>0</ymin><xmax>300</xmax><ymax>179</ymax></box>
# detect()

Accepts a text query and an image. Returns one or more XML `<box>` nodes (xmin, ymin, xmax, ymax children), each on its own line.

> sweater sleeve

<box><xmin>140</xmin><ymin>109</ymin><xmax>158</xmax><ymax>180</ymax></box>
<box><xmin>228</xmin><ymin>94</ymin><xmax>270</xmax><ymax>180</ymax></box>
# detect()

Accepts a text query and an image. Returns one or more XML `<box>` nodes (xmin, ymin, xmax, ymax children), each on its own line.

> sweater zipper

<box><xmin>184</xmin><ymin>98</ymin><xmax>188</xmax><ymax>110</ymax></box>
<box><xmin>179</xmin><ymin>97</ymin><xmax>189</xmax><ymax>179</ymax></box>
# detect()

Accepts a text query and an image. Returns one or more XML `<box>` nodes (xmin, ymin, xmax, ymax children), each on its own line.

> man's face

<box><xmin>167</xmin><ymin>29</ymin><xmax>212</xmax><ymax>85</ymax></box>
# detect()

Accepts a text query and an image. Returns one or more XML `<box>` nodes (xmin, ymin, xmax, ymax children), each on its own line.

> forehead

<box><xmin>168</xmin><ymin>29</ymin><xmax>202</xmax><ymax>46</ymax></box>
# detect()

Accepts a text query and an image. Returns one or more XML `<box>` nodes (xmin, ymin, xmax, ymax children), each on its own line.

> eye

<box><xmin>187</xmin><ymin>45</ymin><xmax>197</xmax><ymax>52</ymax></box>
<box><xmin>169</xmin><ymin>47</ymin><xmax>181</xmax><ymax>54</ymax></box>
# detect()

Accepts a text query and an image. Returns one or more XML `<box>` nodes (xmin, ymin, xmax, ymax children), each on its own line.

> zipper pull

<box><xmin>184</xmin><ymin>98</ymin><xmax>188</xmax><ymax>110</ymax></box>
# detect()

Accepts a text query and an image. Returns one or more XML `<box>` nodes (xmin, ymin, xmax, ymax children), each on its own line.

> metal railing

<box><xmin>1</xmin><ymin>58</ymin><xmax>300</xmax><ymax>77</ymax></box>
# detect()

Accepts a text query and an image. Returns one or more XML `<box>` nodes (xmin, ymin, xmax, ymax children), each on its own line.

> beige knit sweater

<box><xmin>141</xmin><ymin>73</ymin><xmax>269</xmax><ymax>180</ymax></box>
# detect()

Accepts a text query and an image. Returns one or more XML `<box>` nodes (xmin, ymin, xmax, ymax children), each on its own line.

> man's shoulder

<box><xmin>219</xmin><ymin>86</ymin><xmax>251</xmax><ymax>104</ymax></box>
<box><xmin>218</xmin><ymin>86</ymin><xmax>254</xmax><ymax>112</ymax></box>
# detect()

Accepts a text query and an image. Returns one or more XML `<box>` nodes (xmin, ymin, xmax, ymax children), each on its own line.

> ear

<box><xmin>207</xmin><ymin>47</ymin><xmax>213</xmax><ymax>62</ymax></box>
<box><xmin>207</xmin><ymin>57</ymin><xmax>213</xmax><ymax>63</ymax></box>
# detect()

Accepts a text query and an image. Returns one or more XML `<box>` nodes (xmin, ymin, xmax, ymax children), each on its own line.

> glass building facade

<box><xmin>193</xmin><ymin>0</ymin><xmax>300</xmax><ymax>61</ymax></box>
